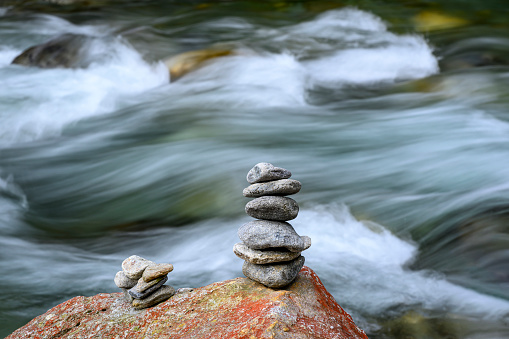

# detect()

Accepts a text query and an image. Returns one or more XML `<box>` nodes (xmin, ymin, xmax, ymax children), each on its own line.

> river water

<box><xmin>1</xmin><ymin>1</ymin><xmax>509</xmax><ymax>338</ymax></box>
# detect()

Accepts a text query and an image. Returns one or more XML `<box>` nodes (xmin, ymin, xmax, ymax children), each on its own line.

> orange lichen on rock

<box><xmin>7</xmin><ymin>266</ymin><xmax>368</xmax><ymax>339</ymax></box>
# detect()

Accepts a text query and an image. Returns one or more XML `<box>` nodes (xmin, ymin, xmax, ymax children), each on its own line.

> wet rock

<box><xmin>128</xmin><ymin>276</ymin><xmax>168</xmax><ymax>299</ymax></box>
<box><xmin>243</xmin><ymin>179</ymin><xmax>301</xmax><ymax>197</ymax></box>
<box><xmin>132</xmin><ymin>285</ymin><xmax>176</xmax><ymax>310</ymax></box>
<box><xmin>114</xmin><ymin>271</ymin><xmax>137</xmax><ymax>289</ymax></box>
<box><xmin>7</xmin><ymin>267</ymin><xmax>368</xmax><ymax>339</ymax></box>
<box><xmin>11</xmin><ymin>33</ymin><xmax>94</xmax><ymax>69</ymax></box>
<box><xmin>142</xmin><ymin>263</ymin><xmax>173</xmax><ymax>283</ymax></box>
<box><xmin>238</xmin><ymin>220</ymin><xmax>309</xmax><ymax>252</ymax></box>
<box><xmin>246</xmin><ymin>162</ymin><xmax>291</xmax><ymax>184</ymax></box>
<box><xmin>245</xmin><ymin>196</ymin><xmax>299</xmax><ymax>221</ymax></box>
<box><xmin>122</xmin><ymin>255</ymin><xmax>154</xmax><ymax>280</ymax></box>
<box><xmin>242</xmin><ymin>256</ymin><xmax>305</xmax><ymax>288</ymax></box>
<box><xmin>233</xmin><ymin>242</ymin><xmax>301</xmax><ymax>264</ymax></box>
<box><xmin>163</xmin><ymin>47</ymin><xmax>234</xmax><ymax>81</ymax></box>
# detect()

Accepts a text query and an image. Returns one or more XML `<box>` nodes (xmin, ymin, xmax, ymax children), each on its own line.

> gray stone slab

<box><xmin>233</xmin><ymin>242</ymin><xmax>301</xmax><ymax>264</ymax></box>
<box><xmin>242</xmin><ymin>256</ymin><xmax>305</xmax><ymax>288</ymax></box>
<box><xmin>142</xmin><ymin>263</ymin><xmax>174</xmax><ymax>283</ymax></box>
<box><xmin>245</xmin><ymin>196</ymin><xmax>299</xmax><ymax>221</ymax></box>
<box><xmin>243</xmin><ymin>179</ymin><xmax>301</xmax><ymax>198</ymax></box>
<box><xmin>122</xmin><ymin>255</ymin><xmax>155</xmax><ymax>280</ymax></box>
<box><xmin>114</xmin><ymin>270</ymin><xmax>137</xmax><ymax>289</ymax></box>
<box><xmin>128</xmin><ymin>276</ymin><xmax>168</xmax><ymax>299</ymax></box>
<box><xmin>247</xmin><ymin>163</ymin><xmax>291</xmax><ymax>184</ymax></box>
<box><xmin>238</xmin><ymin>220</ymin><xmax>309</xmax><ymax>252</ymax></box>
<box><xmin>132</xmin><ymin>285</ymin><xmax>176</xmax><ymax>310</ymax></box>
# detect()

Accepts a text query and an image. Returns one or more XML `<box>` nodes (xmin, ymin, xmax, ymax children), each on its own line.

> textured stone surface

<box><xmin>114</xmin><ymin>271</ymin><xmax>137</xmax><ymax>289</ymax></box>
<box><xmin>142</xmin><ymin>263</ymin><xmax>173</xmax><ymax>282</ymax></box>
<box><xmin>7</xmin><ymin>267</ymin><xmax>368</xmax><ymax>339</ymax></box>
<box><xmin>132</xmin><ymin>276</ymin><xmax>167</xmax><ymax>294</ymax></box>
<box><xmin>128</xmin><ymin>276</ymin><xmax>168</xmax><ymax>299</ymax></box>
<box><xmin>121</xmin><ymin>288</ymin><xmax>133</xmax><ymax>302</ymax></box>
<box><xmin>238</xmin><ymin>220</ymin><xmax>310</xmax><ymax>252</ymax></box>
<box><xmin>247</xmin><ymin>162</ymin><xmax>291</xmax><ymax>184</ymax></box>
<box><xmin>121</xmin><ymin>255</ymin><xmax>154</xmax><ymax>280</ymax></box>
<box><xmin>132</xmin><ymin>285</ymin><xmax>176</xmax><ymax>310</ymax></box>
<box><xmin>243</xmin><ymin>256</ymin><xmax>305</xmax><ymax>288</ymax></box>
<box><xmin>245</xmin><ymin>196</ymin><xmax>299</xmax><ymax>221</ymax></box>
<box><xmin>233</xmin><ymin>242</ymin><xmax>301</xmax><ymax>264</ymax></box>
<box><xmin>243</xmin><ymin>179</ymin><xmax>301</xmax><ymax>197</ymax></box>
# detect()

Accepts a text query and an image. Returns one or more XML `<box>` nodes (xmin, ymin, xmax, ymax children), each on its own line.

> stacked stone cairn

<box><xmin>114</xmin><ymin>255</ymin><xmax>176</xmax><ymax>310</ymax></box>
<box><xmin>234</xmin><ymin>162</ymin><xmax>311</xmax><ymax>288</ymax></box>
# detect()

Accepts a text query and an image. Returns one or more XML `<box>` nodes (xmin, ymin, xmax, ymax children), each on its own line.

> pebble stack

<box><xmin>234</xmin><ymin>162</ymin><xmax>311</xmax><ymax>288</ymax></box>
<box><xmin>114</xmin><ymin>255</ymin><xmax>176</xmax><ymax>310</ymax></box>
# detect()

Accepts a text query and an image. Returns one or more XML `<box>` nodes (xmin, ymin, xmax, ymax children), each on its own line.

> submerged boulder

<box><xmin>6</xmin><ymin>266</ymin><xmax>368</xmax><ymax>339</ymax></box>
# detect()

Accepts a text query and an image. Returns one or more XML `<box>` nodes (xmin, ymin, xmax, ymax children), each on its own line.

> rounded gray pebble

<box><xmin>242</xmin><ymin>256</ymin><xmax>305</xmax><ymax>288</ymax></box>
<box><xmin>243</xmin><ymin>179</ymin><xmax>301</xmax><ymax>198</ymax></box>
<box><xmin>238</xmin><ymin>220</ymin><xmax>307</xmax><ymax>252</ymax></box>
<box><xmin>233</xmin><ymin>242</ymin><xmax>301</xmax><ymax>264</ymax></box>
<box><xmin>122</xmin><ymin>255</ymin><xmax>154</xmax><ymax>280</ymax></box>
<box><xmin>247</xmin><ymin>163</ymin><xmax>291</xmax><ymax>184</ymax></box>
<box><xmin>114</xmin><ymin>271</ymin><xmax>137</xmax><ymax>289</ymax></box>
<box><xmin>245</xmin><ymin>196</ymin><xmax>299</xmax><ymax>221</ymax></box>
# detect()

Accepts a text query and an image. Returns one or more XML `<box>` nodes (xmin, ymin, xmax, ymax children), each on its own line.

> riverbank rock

<box><xmin>6</xmin><ymin>267</ymin><xmax>368</xmax><ymax>339</ymax></box>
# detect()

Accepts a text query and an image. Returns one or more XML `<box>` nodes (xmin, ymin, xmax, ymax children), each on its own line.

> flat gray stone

<box><xmin>142</xmin><ymin>263</ymin><xmax>174</xmax><ymax>283</ymax></box>
<box><xmin>122</xmin><ymin>255</ymin><xmax>155</xmax><ymax>280</ymax></box>
<box><xmin>242</xmin><ymin>256</ymin><xmax>305</xmax><ymax>288</ymax></box>
<box><xmin>245</xmin><ymin>196</ymin><xmax>299</xmax><ymax>221</ymax></box>
<box><xmin>132</xmin><ymin>285</ymin><xmax>176</xmax><ymax>310</ymax></box>
<box><xmin>243</xmin><ymin>179</ymin><xmax>301</xmax><ymax>198</ymax></box>
<box><xmin>238</xmin><ymin>220</ymin><xmax>310</xmax><ymax>252</ymax></box>
<box><xmin>247</xmin><ymin>163</ymin><xmax>291</xmax><ymax>184</ymax></box>
<box><xmin>114</xmin><ymin>271</ymin><xmax>137</xmax><ymax>289</ymax></box>
<box><xmin>128</xmin><ymin>276</ymin><xmax>168</xmax><ymax>299</ymax></box>
<box><xmin>233</xmin><ymin>242</ymin><xmax>301</xmax><ymax>264</ymax></box>
<box><xmin>132</xmin><ymin>276</ymin><xmax>167</xmax><ymax>294</ymax></box>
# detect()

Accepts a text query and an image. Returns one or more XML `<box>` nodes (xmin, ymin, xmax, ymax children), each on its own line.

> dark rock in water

<box><xmin>245</xmin><ymin>196</ymin><xmax>299</xmax><ymax>221</ymax></box>
<box><xmin>246</xmin><ymin>162</ymin><xmax>291</xmax><ymax>184</ymax></box>
<box><xmin>128</xmin><ymin>276</ymin><xmax>167</xmax><ymax>299</ymax></box>
<box><xmin>11</xmin><ymin>33</ymin><xmax>95</xmax><ymax>69</ymax></box>
<box><xmin>132</xmin><ymin>285</ymin><xmax>176</xmax><ymax>310</ymax></box>
<box><xmin>243</xmin><ymin>179</ymin><xmax>301</xmax><ymax>197</ymax></box>
<box><xmin>238</xmin><ymin>220</ymin><xmax>310</xmax><ymax>252</ymax></box>
<box><xmin>233</xmin><ymin>242</ymin><xmax>301</xmax><ymax>264</ymax></box>
<box><xmin>242</xmin><ymin>256</ymin><xmax>305</xmax><ymax>288</ymax></box>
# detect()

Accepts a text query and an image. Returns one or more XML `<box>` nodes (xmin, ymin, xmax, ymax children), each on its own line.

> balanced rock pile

<box><xmin>234</xmin><ymin>162</ymin><xmax>311</xmax><ymax>288</ymax></box>
<box><xmin>114</xmin><ymin>255</ymin><xmax>176</xmax><ymax>310</ymax></box>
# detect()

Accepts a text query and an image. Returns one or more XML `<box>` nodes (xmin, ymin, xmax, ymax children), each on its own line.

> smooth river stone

<box><xmin>233</xmin><ymin>242</ymin><xmax>301</xmax><ymax>264</ymax></box>
<box><xmin>242</xmin><ymin>256</ymin><xmax>305</xmax><ymax>288</ymax></box>
<box><xmin>243</xmin><ymin>179</ymin><xmax>301</xmax><ymax>198</ymax></box>
<box><xmin>238</xmin><ymin>220</ymin><xmax>310</xmax><ymax>252</ymax></box>
<box><xmin>143</xmin><ymin>263</ymin><xmax>174</xmax><ymax>283</ymax></box>
<box><xmin>122</xmin><ymin>255</ymin><xmax>155</xmax><ymax>280</ymax></box>
<box><xmin>128</xmin><ymin>276</ymin><xmax>168</xmax><ymax>299</ymax></box>
<box><xmin>132</xmin><ymin>285</ymin><xmax>176</xmax><ymax>310</ymax></box>
<box><xmin>245</xmin><ymin>196</ymin><xmax>299</xmax><ymax>221</ymax></box>
<box><xmin>246</xmin><ymin>162</ymin><xmax>291</xmax><ymax>184</ymax></box>
<box><xmin>114</xmin><ymin>271</ymin><xmax>137</xmax><ymax>289</ymax></box>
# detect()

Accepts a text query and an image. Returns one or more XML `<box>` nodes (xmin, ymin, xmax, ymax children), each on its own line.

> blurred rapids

<box><xmin>1</xmin><ymin>1</ymin><xmax>509</xmax><ymax>338</ymax></box>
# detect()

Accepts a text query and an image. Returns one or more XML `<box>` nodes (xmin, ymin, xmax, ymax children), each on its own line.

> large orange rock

<box><xmin>7</xmin><ymin>266</ymin><xmax>368</xmax><ymax>339</ymax></box>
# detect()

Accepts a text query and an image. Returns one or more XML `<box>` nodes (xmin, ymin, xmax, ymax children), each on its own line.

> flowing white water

<box><xmin>1</xmin><ymin>5</ymin><xmax>508</xmax><ymax>338</ymax></box>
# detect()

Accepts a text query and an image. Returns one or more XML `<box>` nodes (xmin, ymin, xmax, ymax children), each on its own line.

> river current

<box><xmin>1</xmin><ymin>1</ymin><xmax>509</xmax><ymax>338</ymax></box>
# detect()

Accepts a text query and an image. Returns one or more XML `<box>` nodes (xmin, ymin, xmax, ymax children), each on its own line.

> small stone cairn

<box><xmin>114</xmin><ymin>255</ymin><xmax>176</xmax><ymax>310</ymax></box>
<box><xmin>234</xmin><ymin>162</ymin><xmax>311</xmax><ymax>288</ymax></box>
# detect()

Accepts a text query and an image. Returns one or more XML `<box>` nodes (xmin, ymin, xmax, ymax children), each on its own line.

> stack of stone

<box><xmin>234</xmin><ymin>162</ymin><xmax>311</xmax><ymax>288</ymax></box>
<box><xmin>114</xmin><ymin>255</ymin><xmax>176</xmax><ymax>310</ymax></box>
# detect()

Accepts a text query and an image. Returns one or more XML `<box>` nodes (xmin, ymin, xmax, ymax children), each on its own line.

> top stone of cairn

<box><xmin>247</xmin><ymin>162</ymin><xmax>291</xmax><ymax>184</ymax></box>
